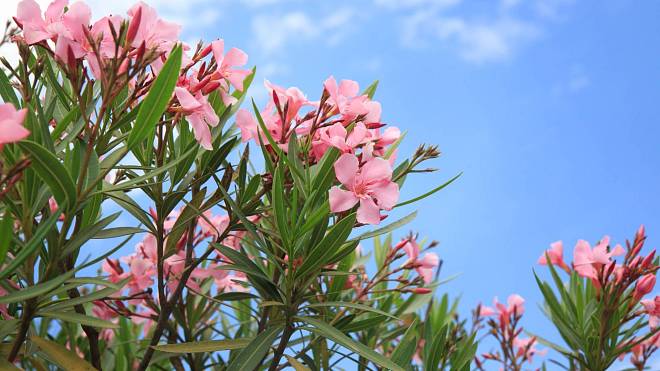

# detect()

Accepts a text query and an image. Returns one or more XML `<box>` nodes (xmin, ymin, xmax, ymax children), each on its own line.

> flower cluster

<box><xmin>236</xmin><ymin>77</ymin><xmax>402</xmax><ymax>225</ymax></box>
<box><xmin>94</xmin><ymin>208</ymin><xmax>251</xmax><ymax>339</ymax></box>
<box><xmin>475</xmin><ymin>294</ymin><xmax>546</xmax><ymax>370</ymax></box>
<box><xmin>14</xmin><ymin>0</ymin><xmax>249</xmax><ymax>151</ymax></box>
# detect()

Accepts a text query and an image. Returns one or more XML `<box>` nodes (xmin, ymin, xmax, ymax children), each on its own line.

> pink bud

<box><xmin>127</xmin><ymin>6</ymin><xmax>142</xmax><ymax>45</ymax></box>
<box><xmin>634</xmin><ymin>274</ymin><xmax>656</xmax><ymax>301</ymax></box>
<box><xmin>642</xmin><ymin>250</ymin><xmax>656</xmax><ymax>269</ymax></box>
<box><xmin>412</xmin><ymin>287</ymin><xmax>432</xmax><ymax>294</ymax></box>
<box><xmin>199</xmin><ymin>44</ymin><xmax>213</xmax><ymax>59</ymax></box>
<box><xmin>201</xmin><ymin>81</ymin><xmax>221</xmax><ymax>95</ymax></box>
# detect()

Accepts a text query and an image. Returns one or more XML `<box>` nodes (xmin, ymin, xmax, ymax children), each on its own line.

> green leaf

<box><xmin>227</xmin><ymin>326</ymin><xmax>282</xmax><ymax>371</ymax></box>
<box><xmin>93</xmin><ymin>227</ymin><xmax>145</xmax><ymax>239</ymax></box>
<box><xmin>297</xmin><ymin>316</ymin><xmax>404</xmax><ymax>371</ymax></box>
<box><xmin>272</xmin><ymin>163</ymin><xmax>290</xmax><ymax>252</ymax></box>
<box><xmin>153</xmin><ymin>338</ymin><xmax>251</xmax><ymax>353</ymax></box>
<box><xmin>0</xmin><ymin>270</ymin><xmax>74</xmax><ymax>304</ymax></box>
<box><xmin>362</xmin><ymin>80</ymin><xmax>379</xmax><ymax>99</ymax></box>
<box><xmin>127</xmin><ymin>44</ymin><xmax>182</xmax><ymax>150</ymax></box>
<box><xmin>31</xmin><ymin>336</ymin><xmax>96</xmax><ymax>371</ymax></box>
<box><xmin>391</xmin><ymin>318</ymin><xmax>418</xmax><ymax>367</ymax></box>
<box><xmin>18</xmin><ymin>140</ymin><xmax>76</xmax><ymax>211</ymax></box>
<box><xmin>350</xmin><ymin>211</ymin><xmax>417</xmax><ymax>242</ymax></box>
<box><xmin>43</xmin><ymin>279</ymin><xmax>128</xmax><ymax>311</ymax></box>
<box><xmin>0</xmin><ymin>210</ymin><xmax>62</xmax><ymax>280</ymax></box>
<box><xmin>38</xmin><ymin>311</ymin><xmax>119</xmax><ymax>329</ymax></box>
<box><xmin>304</xmin><ymin>302</ymin><xmax>399</xmax><ymax>320</ymax></box>
<box><xmin>0</xmin><ymin>213</ymin><xmax>13</xmax><ymax>267</ymax></box>
<box><xmin>395</xmin><ymin>172</ymin><xmax>462</xmax><ymax>208</ymax></box>
<box><xmin>0</xmin><ymin>68</ymin><xmax>19</xmax><ymax>106</ymax></box>
<box><xmin>285</xmin><ymin>355</ymin><xmax>311</xmax><ymax>371</ymax></box>
<box><xmin>296</xmin><ymin>213</ymin><xmax>356</xmax><ymax>279</ymax></box>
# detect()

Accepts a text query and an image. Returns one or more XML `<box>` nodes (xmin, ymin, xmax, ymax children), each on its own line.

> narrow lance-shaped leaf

<box><xmin>153</xmin><ymin>339</ymin><xmax>252</xmax><ymax>353</ymax></box>
<box><xmin>297</xmin><ymin>316</ymin><xmax>405</xmax><ymax>371</ymax></box>
<box><xmin>18</xmin><ymin>140</ymin><xmax>76</xmax><ymax>211</ymax></box>
<box><xmin>127</xmin><ymin>44</ymin><xmax>182</xmax><ymax>149</ymax></box>
<box><xmin>227</xmin><ymin>326</ymin><xmax>283</xmax><ymax>371</ymax></box>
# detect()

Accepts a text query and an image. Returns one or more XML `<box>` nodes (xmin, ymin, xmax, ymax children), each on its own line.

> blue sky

<box><xmin>4</xmin><ymin>0</ymin><xmax>659</xmax><ymax>367</ymax></box>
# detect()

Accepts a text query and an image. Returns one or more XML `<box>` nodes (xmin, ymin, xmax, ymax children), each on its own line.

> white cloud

<box><xmin>251</xmin><ymin>8</ymin><xmax>355</xmax><ymax>56</ymax></box>
<box><xmin>402</xmin><ymin>8</ymin><xmax>538</xmax><ymax>63</ymax></box>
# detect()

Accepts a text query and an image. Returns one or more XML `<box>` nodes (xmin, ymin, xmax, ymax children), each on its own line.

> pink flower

<box><xmin>538</xmin><ymin>241</ymin><xmax>570</xmax><ymax>273</ymax></box>
<box><xmin>16</xmin><ymin>0</ymin><xmax>91</xmax><ymax>64</ymax></box>
<box><xmin>324</xmin><ymin>76</ymin><xmax>370</xmax><ymax>122</ymax></box>
<box><xmin>641</xmin><ymin>296</ymin><xmax>660</xmax><ymax>328</ymax></box>
<box><xmin>634</xmin><ymin>274</ymin><xmax>656</xmax><ymax>301</ymax></box>
<box><xmin>265</xmin><ymin>80</ymin><xmax>308</xmax><ymax>124</ymax></box>
<box><xmin>481</xmin><ymin>294</ymin><xmax>525</xmax><ymax>328</ymax></box>
<box><xmin>198</xmin><ymin>211</ymin><xmax>229</xmax><ymax>238</ymax></box>
<box><xmin>572</xmin><ymin>237</ymin><xmax>624</xmax><ymax>280</ymax></box>
<box><xmin>126</xmin><ymin>1</ymin><xmax>180</xmax><ymax>53</ymax></box>
<box><xmin>416</xmin><ymin>252</ymin><xmax>439</xmax><ymax>284</ymax></box>
<box><xmin>513</xmin><ymin>337</ymin><xmax>546</xmax><ymax>362</ymax></box>
<box><xmin>174</xmin><ymin>86</ymin><xmax>219</xmax><ymax>150</ymax></box>
<box><xmin>0</xmin><ymin>103</ymin><xmax>29</xmax><ymax>149</ymax></box>
<box><xmin>210</xmin><ymin>39</ymin><xmax>250</xmax><ymax>100</ymax></box>
<box><xmin>313</xmin><ymin>122</ymin><xmax>368</xmax><ymax>158</ymax></box>
<box><xmin>329</xmin><ymin>153</ymin><xmax>399</xmax><ymax>225</ymax></box>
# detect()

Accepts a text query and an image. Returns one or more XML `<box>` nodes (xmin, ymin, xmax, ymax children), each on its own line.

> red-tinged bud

<box><xmin>366</xmin><ymin>122</ymin><xmax>386</xmax><ymax>129</ymax></box>
<box><xmin>634</xmin><ymin>273</ymin><xmax>656</xmax><ymax>301</ymax></box>
<box><xmin>135</xmin><ymin>41</ymin><xmax>146</xmax><ymax>61</ymax></box>
<box><xmin>191</xmin><ymin>75</ymin><xmax>212</xmax><ymax>93</ymax></box>
<box><xmin>12</xmin><ymin>17</ymin><xmax>23</xmax><ymax>28</ymax></box>
<box><xmin>642</xmin><ymin>250</ymin><xmax>656</xmax><ymax>269</ymax></box>
<box><xmin>126</xmin><ymin>6</ymin><xmax>142</xmax><ymax>45</ymax></box>
<box><xmin>412</xmin><ymin>287</ymin><xmax>432</xmax><ymax>294</ymax></box>
<box><xmin>201</xmin><ymin>81</ymin><xmax>221</xmax><ymax>95</ymax></box>
<box><xmin>272</xmin><ymin>89</ymin><xmax>281</xmax><ymax>109</ymax></box>
<box><xmin>199</xmin><ymin>44</ymin><xmax>213</xmax><ymax>59</ymax></box>
<box><xmin>605</xmin><ymin>261</ymin><xmax>616</xmax><ymax>279</ymax></box>
<box><xmin>197</xmin><ymin>62</ymin><xmax>207</xmax><ymax>79</ymax></box>
<box><xmin>118</xmin><ymin>58</ymin><xmax>129</xmax><ymax>75</ymax></box>
<box><xmin>66</xmin><ymin>45</ymin><xmax>77</xmax><ymax>71</ymax></box>
<box><xmin>638</xmin><ymin>224</ymin><xmax>646</xmax><ymax>240</ymax></box>
<box><xmin>392</xmin><ymin>239</ymin><xmax>408</xmax><ymax>252</ymax></box>
<box><xmin>149</xmin><ymin>207</ymin><xmax>158</xmax><ymax>220</ymax></box>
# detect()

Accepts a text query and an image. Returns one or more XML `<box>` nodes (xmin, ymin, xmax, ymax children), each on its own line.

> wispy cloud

<box><xmin>250</xmin><ymin>8</ymin><xmax>354</xmax><ymax>56</ymax></box>
<box><xmin>385</xmin><ymin>0</ymin><xmax>572</xmax><ymax>64</ymax></box>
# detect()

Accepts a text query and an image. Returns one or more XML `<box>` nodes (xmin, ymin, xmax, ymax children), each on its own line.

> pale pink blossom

<box><xmin>210</xmin><ymin>39</ymin><xmax>250</xmax><ymax>102</ymax></box>
<box><xmin>0</xmin><ymin>103</ymin><xmax>29</xmax><ymax>149</ymax></box>
<box><xmin>16</xmin><ymin>0</ymin><xmax>91</xmax><ymax>64</ymax></box>
<box><xmin>174</xmin><ymin>86</ymin><xmax>219</xmax><ymax>150</ymax></box>
<box><xmin>312</xmin><ymin>122</ymin><xmax>368</xmax><ymax>159</ymax></box>
<box><xmin>513</xmin><ymin>337</ymin><xmax>546</xmax><ymax>362</ymax></box>
<box><xmin>641</xmin><ymin>296</ymin><xmax>660</xmax><ymax>328</ymax></box>
<box><xmin>538</xmin><ymin>241</ymin><xmax>570</xmax><ymax>273</ymax></box>
<box><xmin>329</xmin><ymin>153</ymin><xmax>399</xmax><ymax>225</ymax></box>
<box><xmin>572</xmin><ymin>237</ymin><xmax>625</xmax><ymax>280</ymax></box>
<box><xmin>416</xmin><ymin>253</ymin><xmax>439</xmax><ymax>284</ymax></box>
<box><xmin>126</xmin><ymin>1</ymin><xmax>180</xmax><ymax>53</ymax></box>
<box><xmin>481</xmin><ymin>294</ymin><xmax>525</xmax><ymax>328</ymax></box>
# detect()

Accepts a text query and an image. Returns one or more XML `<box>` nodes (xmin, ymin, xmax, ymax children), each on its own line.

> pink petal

<box><xmin>188</xmin><ymin>114</ymin><xmax>213</xmax><ymax>150</ymax></box>
<box><xmin>370</xmin><ymin>180</ymin><xmax>399</xmax><ymax>210</ymax></box>
<box><xmin>222</xmin><ymin>47</ymin><xmax>248</xmax><ymax>68</ymax></box>
<box><xmin>360</xmin><ymin>157</ymin><xmax>392</xmax><ymax>182</ymax></box>
<box><xmin>329</xmin><ymin>186</ymin><xmax>358</xmax><ymax>213</ymax></box>
<box><xmin>174</xmin><ymin>87</ymin><xmax>202</xmax><ymax>111</ymax></box>
<box><xmin>211</xmin><ymin>39</ymin><xmax>225</xmax><ymax>65</ymax></box>
<box><xmin>16</xmin><ymin>0</ymin><xmax>44</xmax><ymax>25</ymax></box>
<box><xmin>357</xmin><ymin>197</ymin><xmax>381</xmax><ymax>225</ymax></box>
<box><xmin>333</xmin><ymin>153</ymin><xmax>359</xmax><ymax>187</ymax></box>
<box><xmin>236</xmin><ymin>109</ymin><xmax>257</xmax><ymax>142</ymax></box>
